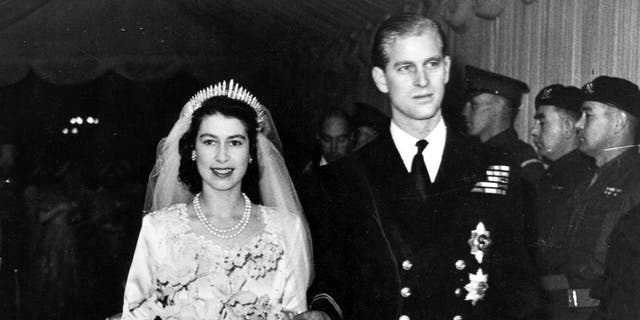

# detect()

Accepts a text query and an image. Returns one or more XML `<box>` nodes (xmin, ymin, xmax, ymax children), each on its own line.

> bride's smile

<box><xmin>195</xmin><ymin>114</ymin><xmax>250</xmax><ymax>192</ymax></box>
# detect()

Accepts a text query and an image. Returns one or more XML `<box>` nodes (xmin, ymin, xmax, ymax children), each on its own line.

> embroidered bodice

<box><xmin>122</xmin><ymin>204</ymin><xmax>310</xmax><ymax>320</ymax></box>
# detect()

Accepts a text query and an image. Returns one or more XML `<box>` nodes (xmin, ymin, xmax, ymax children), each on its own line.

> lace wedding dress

<box><xmin>121</xmin><ymin>204</ymin><xmax>310</xmax><ymax>320</ymax></box>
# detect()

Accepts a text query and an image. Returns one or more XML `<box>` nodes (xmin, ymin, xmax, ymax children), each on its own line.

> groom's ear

<box><xmin>372</xmin><ymin>67</ymin><xmax>389</xmax><ymax>94</ymax></box>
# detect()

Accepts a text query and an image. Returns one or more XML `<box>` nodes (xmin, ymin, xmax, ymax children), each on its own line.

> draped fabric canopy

<box><xmin>0</xmin><ymin>0</ymin><xmax>399</xmax><ymax>86</ymax></box>
<box><xmin>3</xmin><ymin>0</ymin><xmax>640</xmax><ymax>146</ymax></box>
<box><xmin>446</xmin><ymin>0</ymin><xmax>640</xmax><ymax>142</ymax></box>
<box><xmin>0</xmin><ymin>0</ymin><xmax>262</xmax><ymax>85</ymax></box>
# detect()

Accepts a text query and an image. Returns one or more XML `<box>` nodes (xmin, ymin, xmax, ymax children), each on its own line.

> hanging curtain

<box><xmin>0</xmin><ymin>0</ymin><xmax>51</xmax><ymax>31</ymax></box>
<box><xmin>446</xmin><ymin>0</ymin><xmax>640</xmax><ymax>142</ymax></box>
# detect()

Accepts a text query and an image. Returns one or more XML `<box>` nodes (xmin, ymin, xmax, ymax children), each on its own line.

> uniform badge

<box><xmin>471</xmin><ymin>165</ymin><xmax>510</xmax><ymax>195</ymax></box>
<box><xmin>603</xmin><ymin>187</ymin><xmax>623</xmax><ymax>197</ymax></box>
<box><xmin>583</xmin><ymin>82</ymin><xmax>595</xmax><ymax>94</ymax></box>
<box><xmin>464</xmin><ymin>268</ymin><xmax>489</xmax><ymax>306</ymax></box>
<box><xmin>468</xmin><ymin>222</ymin><xmax>492</xmax><ymax>264</ymax></box>
<box><xmin>540</xmin><ymin>87</ymin><xmax>553</xmax><ymax>100</ymax></box>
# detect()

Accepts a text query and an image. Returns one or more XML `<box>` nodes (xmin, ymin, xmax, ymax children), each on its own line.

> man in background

<box><xmin>462</xmin><ymin>66</ymin><xmax>545</xmax><ymax>187</ymax></box>
<box><xmin>528</xmin><ymin>84</ymin><xmax>596</xmax><ymax>318</ymax></box>
<box><xmin>462</xmin><ymin>66</ymin><xmax>545</xmax><ymax>254</ymax></box>
<box><xmin>551</xmin><ymin>76</ymin><xmax>640</xmax><ymax>319</ymax></box>
<box><xmin>352</xmin><ymin>102</ymin><xmax>389</xmax><ymax>150</ymax></box>
<box><xmin>297</xmin><ymin>108</ymin><xmax>355</xmax><ymax>215</ymax></box>
<box><xmin>315</xmin><ymin>108</ymin><xmax>355</xmax><ymax>166</ymax></box>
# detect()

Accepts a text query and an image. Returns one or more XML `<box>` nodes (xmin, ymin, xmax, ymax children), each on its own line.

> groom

<box><xmin>300</xmin><ymin>14</ymin><xmax>541</xmax><ymax>320</ymax></box>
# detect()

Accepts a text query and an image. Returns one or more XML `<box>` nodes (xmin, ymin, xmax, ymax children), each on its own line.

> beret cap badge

<box><xmin>583</xmin><ymin>82</ymin><xmax>595</xmax><ymax>95</ymax></box>
<box><xmin>540</xmin><ymin>87</ymin><xmax>553</xmax><ymax>100</ymax></box>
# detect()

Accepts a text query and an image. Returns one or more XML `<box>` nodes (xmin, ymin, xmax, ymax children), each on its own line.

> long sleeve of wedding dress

<box><xmin>279</xmin><ymin>208</ymin><xmax>311</xmax><ymax>314</ymax></box>
<box><xmin>121</xmin><ymin>211</ymin><xmax>161</xmax><ymax>320</ymax></box>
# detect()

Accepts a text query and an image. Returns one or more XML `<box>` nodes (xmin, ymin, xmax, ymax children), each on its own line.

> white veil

<box><xmin>142</xmin><ymin>82</ymin><xmax>313</xmax><ymax>284</ymax></box>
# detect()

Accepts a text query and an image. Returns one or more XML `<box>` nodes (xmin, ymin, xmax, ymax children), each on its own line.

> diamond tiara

<box><xmin>183</xmin><ymin>79</ymin><xmax>266</xmax><ymax>129</ymax></box>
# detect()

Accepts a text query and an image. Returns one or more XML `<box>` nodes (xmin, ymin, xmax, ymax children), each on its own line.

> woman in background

<box><xmin>25</xmin><ymin>159</ymin><xmax>90</xmax><ymax>320</ymax></box>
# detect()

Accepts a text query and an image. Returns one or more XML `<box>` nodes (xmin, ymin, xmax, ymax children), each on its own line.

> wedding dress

<box><xmin>122</xmin><ymin>204</ymin><xmax>309</xmax><ymax>320</ymax></box>
<box><xmin>122</xmin><ymin>81</ymin><xmax>311</xmax><ymax>320</ymax></box>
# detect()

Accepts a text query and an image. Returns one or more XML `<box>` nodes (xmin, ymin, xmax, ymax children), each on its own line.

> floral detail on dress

<box><xmin>464</xmin><ymin>268</ymin><xmax>489</xmax><ymax>306</ymax></box>
<box><xmin>468</xmin><ymin>221</ymin><xmax>491</xmax><ymax>264</ymax></box>
<box><xmin>129</xmin><ymin>206</ymin><xmax>288</xmax><ymax>319</ymax></box>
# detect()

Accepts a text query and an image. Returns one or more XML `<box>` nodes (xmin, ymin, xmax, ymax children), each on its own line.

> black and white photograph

<box><xmin>1</xmin><ymin>1</ymin><xmax>639</xmax><ymax>319</ymax></box>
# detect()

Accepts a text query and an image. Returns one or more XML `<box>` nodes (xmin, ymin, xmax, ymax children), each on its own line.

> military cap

<box><xmin>465</xmin><ymin>65</ymin><xmax>530</xmax><ymax>107</ymax></box>
<box><xmin>535</xmin><ymin>84</ymin><xmax>582</xmax><ymax>114</ymax></box>
<box><xmin>581</xmin><ymin>76</ymin><xmax>640</xmax><ymax>117</ymax></box>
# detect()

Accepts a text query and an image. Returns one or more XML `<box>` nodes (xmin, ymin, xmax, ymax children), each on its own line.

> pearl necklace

<box><xmin>193</xmin><ymin>192</ymin><xmax>252</xmax><ymax>239</ymax></box>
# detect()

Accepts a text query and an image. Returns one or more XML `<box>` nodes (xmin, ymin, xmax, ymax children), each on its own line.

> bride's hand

<box><xmin>293</xmin><ymin>311</ymin><xmax>331</xmax><ymax>320</ymax></box>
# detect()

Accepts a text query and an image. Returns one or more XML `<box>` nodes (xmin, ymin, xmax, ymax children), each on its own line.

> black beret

<box><xmin>581</xmin><ymin>76</ymin><xmax>640</xmax><ymax>117</ymax></box>
<box><xmin>465</xmin><ymin>65</ymin><xmax>529</xmax><ymax>107</ymax></box>
<box><xmin>535</xmin><ymin>84</ymin><xmax>582</xmax><ymax>114</ymax></box>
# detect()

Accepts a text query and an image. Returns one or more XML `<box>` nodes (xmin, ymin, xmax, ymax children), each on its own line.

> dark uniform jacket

<box><xmin>485</xmin><ymin>128</ymin><xmax>545</xmax><ymax>188</ymax></box>
<box><xmin>309</xmin><ymin>128</ymin><xmax>541</xmax><ymax>320</ymax></box>
<box><xmin>593</xmin><ymin>203</ymin><xmax>640</xmax><ymax>320</ymax></box>
<box><xmin>563</xmin><ymin>149</ymin><xmax>640</xmax><ymax>291</ymax></box>
<box><xmin>485</xmin><ymin>128</ymin><xmax>545</xmax><ymax>255</ymax></box>
<box><xmin>534</xmin><ymin>149</ymin><xmax>595</xmax><ymax>273</ymax></box>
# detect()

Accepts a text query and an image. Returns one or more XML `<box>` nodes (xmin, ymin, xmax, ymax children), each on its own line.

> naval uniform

<box><xmin>309</xmin><ymin>120</ymin><xmax>541</xmax><ymax>320</ymax></box>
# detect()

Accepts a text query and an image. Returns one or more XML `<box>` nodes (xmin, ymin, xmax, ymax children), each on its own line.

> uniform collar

<box><xmin>319</xmin><ymin>155</ymin><xmax>328</xmax><ymax>167</ymax></box>
<box><xmin>547</xmin><ymin>149</ymin><xmax>593</xmax><ymax>173</ymax></box>
<box><xmin>597</xmin><ymin>148</ymin><xmax>640</xmax><ymax>172</ymax></box>
<box><xmin>389</xmin><ymin>117</ymin><xmax>447</xmax><ymax>177</ymax></box>
<box><xmin>486</xmin><ymin>127</ymin><xmax>518</xmax><ymax>148</ymax></box>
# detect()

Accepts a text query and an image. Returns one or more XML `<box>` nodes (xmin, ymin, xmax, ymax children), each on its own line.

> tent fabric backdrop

<box><xmin>0</xmin><ymin>0</ymin><xmax>51</xmax><ymax>31</ymax></box>
<box><xmin>2</xmin><ymin>0</ymin><xmax>640</xmax><ymax>144</ymax></box>
<box><xmin>0</xmin><ymin>0</ymin><xmax>267</xmax><ymax>86</ymax></box>
<box><xmin>447</xmin><ymin>0</ymin><xmax>640</xmax><ymax>142</ymax></box>
<box><xmin>294</xmin><ymin>0</ymin><xmax>640</xmax><ymax>142</ymax></box>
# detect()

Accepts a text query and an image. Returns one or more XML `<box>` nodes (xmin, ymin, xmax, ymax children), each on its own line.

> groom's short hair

<box><xmin>371</xmin><ymin>14</ymin><xmax>448</xmax><ymax>69</ymax></box>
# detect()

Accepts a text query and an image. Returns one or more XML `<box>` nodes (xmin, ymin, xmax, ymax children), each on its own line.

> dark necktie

<box><xmin>411</xmin><ymin>139</ymin><xmax>431</xmax><ymax>201</ymax></box>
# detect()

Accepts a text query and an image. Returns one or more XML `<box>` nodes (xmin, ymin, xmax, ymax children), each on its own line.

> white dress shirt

<box><xmin>390</xmin><ymin>118</ymin><xmax>447</xmax><ymax>181</ymax></box>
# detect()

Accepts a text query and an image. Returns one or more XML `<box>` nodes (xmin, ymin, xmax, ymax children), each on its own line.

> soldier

<box><xmin>549</xmin><ymin>76</ymin><xmax>640</xmax><ymax>319</ymax></box>
<box><xmin>462</xmin><ymin>66</ymin><xmax>545</xmax><ymax>187</ymax></box>
<box><xmin>302</xmin><ymin>14</ymin><xmax>541</xmax><ymax>320</ymax></box>
<box><xmin>462</xmin><ymin>66</ymin><xmax>545</xmax><ymax>255</ymax></box>
<box><xmin>530</xmin><ymin>84</ymin><xmax>595</xmax><ymax>273</ymax></box>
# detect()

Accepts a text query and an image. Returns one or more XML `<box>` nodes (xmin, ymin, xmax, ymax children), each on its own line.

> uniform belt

<box><xmin>540</xmin><ymin>275</ymin><xmax>600</xmax><ymax>308</ymax></box>
<box><xmin>567</xmin><ymin>288</ymin><xmax>600</xmax><ymax>308</ymax></box>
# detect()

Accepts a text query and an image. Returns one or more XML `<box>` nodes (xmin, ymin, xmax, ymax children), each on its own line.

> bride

<box><xmin>121</xmin><ymin>81</ymin><xmax>312</xmax><ymax>319</ymax></box>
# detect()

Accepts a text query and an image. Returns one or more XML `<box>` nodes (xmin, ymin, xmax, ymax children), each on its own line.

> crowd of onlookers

<box><xmin>0</xmin><ymin>139</ymin><xmax>145</xmax><ymax>320</ymax></box>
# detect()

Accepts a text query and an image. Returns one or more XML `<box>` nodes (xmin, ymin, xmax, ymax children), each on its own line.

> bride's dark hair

<box><xmin>177</xmin><ymin>96</ymin><xmax>260</xmax><ymax>200</ymax></box>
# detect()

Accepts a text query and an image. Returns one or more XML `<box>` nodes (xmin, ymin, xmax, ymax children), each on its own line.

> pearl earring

<box><xmin>191</xmin><ymin>150</ymin><xmax>196</xmax><ymax>161</ymax></box>
<box><xmin>248</xmin><ymin>156</ymin><xmax>253</xmax><ymax>164</ymax></box>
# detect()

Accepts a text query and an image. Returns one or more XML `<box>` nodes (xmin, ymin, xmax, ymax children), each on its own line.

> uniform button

<box><xmin>400</xmin><ymin>287</ymin><xmax>412</xmax><ymax>297</ymax></box>
<box><xmin>454</xmin><ymin>288</ymin><xmax>462</xmax><ymax>297</ymax></box>
<box><xmin>399</xmin><ymin>315</ymin><xmax>410</xmax><ymax>320</ymax></box>
<box><xmin>453</xmin><ymin>315</ymin><xmax>463</xmax><ymax>320</ymax></box>
<box><xmin>455</xmin><ymin>259</ymin><xmax>466</xmax><ymax>270</ymax></box>
<box><xmin>402</xmin><ymin>260</ymin><xmax>413</xmax><ymax>270</ymax></box>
